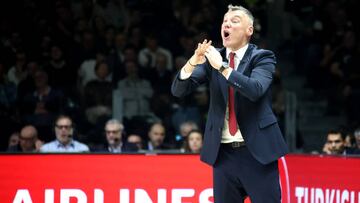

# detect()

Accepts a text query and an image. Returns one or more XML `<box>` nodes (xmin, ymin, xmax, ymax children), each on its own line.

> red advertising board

<box><xmin>284</xmin><ymin>154</ymin><xmax>360</xmax><ymax>203</ymax></box>
<box><xmin>0</xmin><ymin>154</ymin><xmax>359</xmax><ymax>203</ymax></box>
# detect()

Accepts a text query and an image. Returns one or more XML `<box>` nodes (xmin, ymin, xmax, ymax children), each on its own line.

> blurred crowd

<box><xmin>1</xmin><ymin>0</ymin><xmax>360</xmax><ymax>154</ymax></box>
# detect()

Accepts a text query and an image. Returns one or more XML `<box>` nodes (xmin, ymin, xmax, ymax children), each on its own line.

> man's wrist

<box><xmin>188</xmin><ymin>60</ymin><xmax>196</xmax><ymax>67</ymax></box>
<box><xmin>218</xmin><ymin>66</ymin><xmax>227</xmax><ymax>73</ymax></box>
<box><xmin>218</xmin><ymin>62</ymin><xmax>229</xmax><ymax>73</ymax></box>
<box><xmin>184</xmin><ymin>65</ymin><xmax>194</xmax><ymax>73</ymax></box>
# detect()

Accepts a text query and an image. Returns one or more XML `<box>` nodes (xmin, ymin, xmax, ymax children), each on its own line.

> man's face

<box><xmin>19</xmin><ymin>128</ymin><xmax>37</xmax><ymax>152</ymax></box>
<box><xmin>221</xmin><ymin>10</ymin><xmax>253</xmax><ymax>50</ymax></box>
<box><xmin>149</xmin><ymin>124</ymin><xmax>165</xmax><ymax>147</ymax></box>
<box><xmin>326</xmin><ymin>133</ymin><xmax>345</xmax><ymax>154</ymax></box>
<box><xmin>127</xmin><ymin>134</ymin><xmax>142</xmax><ymax>149</ymax></box>
<box><xmin>180</xmin><ymin>124</ymin><xmax>193</xmax><ymax>138</ymax></box>
<box><xmin>55</xmin><ymin>118</ymin><xmax>73</xmax><ymax>145</ymax></box>
<box><xmin>105</xmin><ymin>123</ymin><xmax>122</xmax><ymax>145</ymax></box>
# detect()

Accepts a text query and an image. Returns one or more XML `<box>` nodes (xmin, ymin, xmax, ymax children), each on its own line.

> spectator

<box><xmin>127</xmin><ymin>134</ymin><xmax>143</xmax><ymax>150</ymax></box>
<box><xmin>175</xmin><ymin>121</ymin><xmax>199</xmax><ymax>149</ymax></box>
<box><xmin>7</xmin><ymin>51</ymin><xmax>27</xmax><ymax>86</ymax></box>
<box><xmin>138</xmin><ymin>35</ymin><xmax>173</xmax><ymax>71</ymax></box>
<box><xmin>83</xmin><ymin>61</ymin><xmax>112</xmax><ymax>125</ymax></box>
<box><xmin>109</xmin><ymin>44</ymin><xmax>138</xmax><ymax>86</ymax></box>
<box><xmin>20</xmin><ymin>70</ymin><xmax>64</xmax><ymax>141</ymax></box>
<box><xmin>354</xmin><ymin>128</ymin><xmax>360</xmax><ymax>152</ymax></box>
<box><xmin>96</xmin><ymin>119</ymin><xmax>138</xmax><ymax>153</ymax></box>
<box><xmin>0</xmin><ymin>63</ymin><xmax>17</xmax><ymax>110</ymax></box>
<box><xmin>7</xmin><ymin>132</ymin><xmax>20</xmax><ymax>150</ymax></box>
<box><xmin>145</xmin><ymin>122</ymin><xmax>172</xmax><ymax>151</ymax></box>
<box><xmin>40</xmin><ymin>115</ymin><xmax>89</xmax><ymax>153</ymax></box>
<box><xmin>322</xmin><ymin>129</ymin><xmax>357</xmax><ymax>155</ymax></box>
<box><xmin>44</xmin><ymin>45</ymin><xmax>76</xmax><ymax>98</ymax></box>
<box><xmin>147</xmin><ymin>52</ymin><xmax>173</xmax><ymax>94</ymax></box>
<box><xmin>117</xmin><ymin>60</ymin><xmax>154</xmax><ymax>120</ymax></box>
<box><xmin>17</xmin><ymin>61</ymin><xmax>40</xmax><ymax>102</ymax></box>
<box><xmin>78</xmin><ymin>51</ymin><xmax>107</xmax><ymax>87</ymax></box>
<box><xmin>7</xmin><ymin>125</ymin><xmax>43</xmax><ymax>152</ymax></box>
<box><xmin>184</xmin><ymin>130</ymin><xmax>203</xmax><ymax>154</ymax></box>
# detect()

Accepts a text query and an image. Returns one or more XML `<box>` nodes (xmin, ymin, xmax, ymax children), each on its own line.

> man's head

<box><xmin>54</xmin><ymin>115</ymin><xmax>74</xmax><ymax>145</ymax></box>
<box><xmin>95</xmin><ymin>61</ymin><xmax>110</xmax><ymax>80</ymax></box>
<box><xmin>221</xmin><ymin>5</ymin><xmax>254</xmax><ymax>51</ymax></box>
<box><xmin>34</xmin><ymin>70</ymin><xmax>49</xmax><ymax>88</ymax></box>
<box><xmin>179</xmin><ymin>121</ymin><xmax>199</xmax><ymax>138</ymax></box>
<box><xmin>127</xmin><ymin>134</ymin><xmax>143</xmax><ymax>149</ymax></box>
<box><xmin>326</xmin><ymin>130</ymin><xmax>346</xmax><ymax>155</ymax></box>
<box><xmin>19</xmin><ymin>125</ymin><xmax>38</xmax><ymax>152</ymax></box>
<box><xmin>124</xmin><ymin>60</ymin><xmax>139</xmax><ymax>78</ymax></box>
<box><xmin>105</xmin><ymin>119</ymin><xmax>124</xmax><ymax>146</ymax></box>
<box><xmin>148</xmin><ymin>123</ymin><xmax>166</xmax><ymax>148</ymax></box>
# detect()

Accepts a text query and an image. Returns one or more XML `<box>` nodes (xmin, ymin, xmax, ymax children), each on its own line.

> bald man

<box><xmin>7</xmin><ymin>125</ymin><xmax>43</xmax><ymax>152</ymax></box>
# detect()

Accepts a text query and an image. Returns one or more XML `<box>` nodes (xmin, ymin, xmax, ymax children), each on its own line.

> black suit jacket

<box><xmin>95</xmin><ymin>142</ymin><xmax>139</xmax><ymax>153</ymax></box>
<box><xmin>171</xmin><ymin>44</ymin><xmax>288</xmax><ymax>165</ymax></box>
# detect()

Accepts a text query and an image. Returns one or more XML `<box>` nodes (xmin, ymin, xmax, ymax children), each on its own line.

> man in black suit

<box><xmin>100</xmin><ymin>119</ymin><xmax>138</xmax><ymax>153</ymax></box>
<box><xmin>144</xmin><ymin>122</ymin><xmax>172</xmax><ymax>151</ymax></box>
<box><xmin>171</xmin><ymin>4</ymin><xmax>288</xmax><ymax>203</ymax></box>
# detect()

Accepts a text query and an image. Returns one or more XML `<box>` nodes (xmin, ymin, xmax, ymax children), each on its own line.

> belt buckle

<box><xmin>232</xmin><ymin>142</ymin><xmax>243</xmax><ymax>148</ymax></box>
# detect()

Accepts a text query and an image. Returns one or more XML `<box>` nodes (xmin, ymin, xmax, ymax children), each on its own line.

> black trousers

<box><xmin>213</xmin><ymin>144</ymin><xmax>281</xmax><ymax>203</ymax></box>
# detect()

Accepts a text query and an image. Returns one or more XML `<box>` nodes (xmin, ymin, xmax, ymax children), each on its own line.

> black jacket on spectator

<box><xmin>94</xmin><ymin>142</ymin><xmax>138</xmax><ymax>153</ymax></box>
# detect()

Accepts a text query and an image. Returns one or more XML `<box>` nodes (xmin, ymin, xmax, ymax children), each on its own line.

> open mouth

<box><xmin>224</xmin><ymin>31</ymin><xmax>230</xmax><ymax>38</ymax></box>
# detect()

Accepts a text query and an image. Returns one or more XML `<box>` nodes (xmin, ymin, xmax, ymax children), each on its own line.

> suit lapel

<box><xmin>236</xmin><ymin>44</ymin><xmax>253</xmax><ymax>74</ymax></box>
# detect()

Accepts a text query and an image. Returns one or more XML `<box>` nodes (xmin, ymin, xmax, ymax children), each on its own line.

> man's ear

<box><xmin>247</xmin><ymin>26</ymin><xmax>254</xmax><ymax>36</ymax></box>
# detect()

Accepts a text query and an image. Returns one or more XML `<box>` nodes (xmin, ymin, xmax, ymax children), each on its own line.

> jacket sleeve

<box><xmin>171</xmin><ymin>63</ymin><xmax>209</xmax><ymax>97</ymax></box>
<box><xmin>227</xmin><ymin>50</ymin><xmax>276</xmax><ymax>102</ymax></box>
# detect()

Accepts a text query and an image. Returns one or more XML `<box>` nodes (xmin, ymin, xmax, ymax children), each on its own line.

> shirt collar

<box><xmin>55</xmin><ymin>139</ymin><xmax>74</xmax><ymax>148</ymax></box>
<box><xmin>226</xmin><ymin>44</ymin><xmax>249</xmax><ymax>61</ymax></box>
<box><xmin>108</xmin><ymin>142</ymin><xmax>122</xmax><ymax>153</ymax></box>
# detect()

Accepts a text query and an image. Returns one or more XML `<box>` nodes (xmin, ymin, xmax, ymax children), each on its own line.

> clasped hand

<box><xmin>193</xmin><ymin>39</ymin><xmax>223</xmax><ymax>70</ymax></box>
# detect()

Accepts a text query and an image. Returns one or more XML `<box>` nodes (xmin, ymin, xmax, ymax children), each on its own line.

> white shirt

<box><xmin>40</xmin><ymin>139</ymin><xmax>89</xmax><ymax>153</ymax></box>
<box><xmin>117</xmin><ymin>77</ymin><xmax>154</xmax><ymax>119</ymax></box>
<box><xmin>221</xmin><ymin>45</ymin><xmax>248</xmax><ymax>143</ymax></box>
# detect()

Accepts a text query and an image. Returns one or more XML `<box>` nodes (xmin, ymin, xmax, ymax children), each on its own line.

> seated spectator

<box><xmin>43</xmin><ymin>45</ymin><xmax>76</xmax><ymax>99</ymax></box>
<box><xmin>146</xmin><ymin>52</ymin><xmax>173</xmax><ymax>94</ymax></box>
<box><xmin>184</xmin><ymin>130</ymin><xmax>203</xmax><ymax>154</ymax></box>
<box><xmin>354</xmin><ymin>128</ymin><xmax>360</xmax><ymax>153</ymax></box>
<box><xmin>83</xmin><ymin>61</ymin><xmax>113</xmax><ymax>125</ymax></box>
<box><xmin>7</xmin><ymin>132</ymin><xmax>20</xmax><ymax>150</ymax></box>
<box><xmin>138</xmin><ymin>35</ymin><xmax>173</xmax><ymax>71</ymax></box>
<box><xmin>0</xmin><ymin>63</ymin><xmax>17</xmax><ymax>111</ymax></box>
<box><xmin>40</xmin><ymin>115</ymin><xmax>89</xmax><ymax>153</ymax></box>
<box><xmin>17</xmin><ymin>61</ymin><xmax>41</xmax><ymax>102</ymax></box>
<box><xmin>20</xmin><ymin>70</ymin><xmax>64</xmax><ymax>141</ymax></box>
<box><xmin>144</xmin><ymin>122</ymin><xmax>172</xmax><ymax>151</ymax></box>
<box><xmin>7</xmin><ymin>125</ymin><xmax>43</xmax><ymax>152</ymax></box>
<box><xmin>7</xmin><ymin>51</ymin><xmax>27</xmax><ymax>86</ymax></box>
<box><xmin>127</xmin><ymin>134</ymin><xmax>143</xmax><ymax>150</ymax></box>
<box><xmin>95</xmin><ymin>119</ymin><xmax>138</xmax><ymax>153</ymax></box>
<box><xmin>175</xmin><ymin>121</ymin><xmax>199</xmax><ymax>149</ymax></box>
<box><xmin>78</xmin><ymin>51</ymin><xmax>107</xmax><ymax>88</ymax></box>
<box><xmin>117</xmin><ymin>60</ymin><xmax>154</xmax><ymax>120</ymax></box>
<box><xmin>322</xmin><ymin>129</ymin><xmax>357</xmax><ymax>155</ymax></box>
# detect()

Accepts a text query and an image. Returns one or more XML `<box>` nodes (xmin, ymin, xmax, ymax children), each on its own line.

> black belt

<box><xmin>221</xmin><ymin>141</ymin><xmax>246</xmax><ymax>149</ymax></box>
